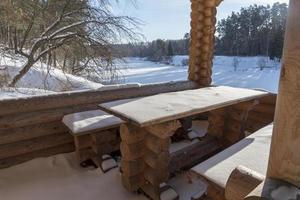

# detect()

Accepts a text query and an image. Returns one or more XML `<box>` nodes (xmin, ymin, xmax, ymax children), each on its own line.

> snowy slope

<box><xmin>0</xmin><ymin>56</ymin><xmax>103</xmax><ymax>92</ymax></box>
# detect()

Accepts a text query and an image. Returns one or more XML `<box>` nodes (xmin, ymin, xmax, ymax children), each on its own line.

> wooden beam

<box><xmin>0</xmin><ymin>143</ymin><xmax>74</xmax><ymax>169</ymax></box>
<box><xmin>169</xmin><ymin>136</ymin><xmax>221</xmax><ymax>173</ymax></box>
<box><xmin>0</xmin><ymin>133</ymin><xmax>73</xmax><ymax>160</ymax></box>
<box><xmin>0</xmin><ymin>81</ymin><xmax>198</xmax><ymax>116</ymax></box>
<box><xmin>266</xmin><ymin>0</ymin><xmax>300</xmax><ymax>188</ymax></box>
<box><xmin>0</xmin><ymin>121</ymin><xmax>67</xmax><ymax>145</ymax></box>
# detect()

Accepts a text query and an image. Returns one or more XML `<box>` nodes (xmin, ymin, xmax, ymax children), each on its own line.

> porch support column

<box><xmin>189</xmin><ymin>0</ymin><xmax>222</xmax><ymax>86</ymax></box>
<box><xmin>267</xmin><ymin>0</ymin><xmax>300</xmax><ymax>188</ymax></box>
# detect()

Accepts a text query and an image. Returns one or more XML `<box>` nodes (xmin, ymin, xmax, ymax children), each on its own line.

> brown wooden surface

<box><xmin>0</xmin><ymin>143</ymin><xmax>74</xmax><ymax>169</ymax></box>
<box><xmin>169</xmin><ymin>136</ymin><xmax>221</xmax><ymax>173</ymax></box>
<box><xmin>0</xmin><ymin>133</ymin><xmax>73</xmax><ymax>160</ymax></box>
<box><xmin>266</xmin><ymin>0</ymin><xmax>300</xmax><ymax>188</ymax></box>
<box><xmin>0</xmin><ymin>81</ymin><xmax>198</xmax><ymax>116</ymax></box>
<box><xmin>189</xmin><ymin>0</ymin><xmax>219</xmax><ymax>86</ymax></box>
<box><xmin>0</xmin><ymin>81</ymin><xmax>197</xmax><ymax>169</ymax></box>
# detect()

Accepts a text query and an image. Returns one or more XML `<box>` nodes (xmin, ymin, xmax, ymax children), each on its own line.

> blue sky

<box><xmin>113</xmin><ymin>0</ymin><xmax>289</xmax><ymax>41</ymax></box>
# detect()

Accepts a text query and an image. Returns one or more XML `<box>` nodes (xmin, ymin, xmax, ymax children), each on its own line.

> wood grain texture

<box><xmin>266</xmin><ymin>0</ymin><xmax>300</xmax><ymax>188</ymax></box>
<box><xmin>0</xmin><ymin>81</ymin><xmax>197</xmax><ymax>168</ymax></box>
<box><xmin>0</xmin><ymin>121</ymin><xmax>67</xmax><ymax>145</ymax></box>
<box><xmin>0</xmin><ymin>132</ymin><xmax>73</xmax><ymax>160</ymax></box>
<box><xmin>0</xmin><ymin>143</ymin><xmax>74</xmax><ymax>169</ymax></box>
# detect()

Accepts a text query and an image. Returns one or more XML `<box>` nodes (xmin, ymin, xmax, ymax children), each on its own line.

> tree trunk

<box><xmin>9</xmin><ymin>59</ymin><xmax>35</xmax><ymax>87</ymax></box>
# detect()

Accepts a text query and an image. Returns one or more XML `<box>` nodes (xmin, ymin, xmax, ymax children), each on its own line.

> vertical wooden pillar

<box><xmin>189</xmin><ymin>0</ymin><xmax>222</xmax><ymax>87</ymax></box>
<box><xmin>267</xmin><ymin>0</ymin><xmax>300</xmax><ymax>188</ymax></box>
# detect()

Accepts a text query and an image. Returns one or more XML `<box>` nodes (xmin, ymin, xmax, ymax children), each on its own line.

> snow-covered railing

<box><xmin>0</xmin><ymin>80</ymin><xmax>198</xmax><ymax>169</ymax></box>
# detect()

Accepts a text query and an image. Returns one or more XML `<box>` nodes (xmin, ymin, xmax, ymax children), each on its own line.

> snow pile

<box><xmin>171</xmin><ymin>55</ymin><xmax>189</xmax><ymax>67</ymax></box>
<box><xmin>0</xmin><ymin>56</ymin><xmax>103</xmax><ymax>92</ymax></box>
<box><xmin>0</xmin><ymin>152</ymin><xmax>206</xmax><ymax>200</ymax></box>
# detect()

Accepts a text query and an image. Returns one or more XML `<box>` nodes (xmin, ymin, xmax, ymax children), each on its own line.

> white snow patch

<box><xmin>118</xmin><ymin>56</ymin><xmax>281</xmax><ymax>93</ymax></box>
<box><xmin>0</xmin><ymin>56</ymin><xmax>103</xmax><ymax>92</ymax></box>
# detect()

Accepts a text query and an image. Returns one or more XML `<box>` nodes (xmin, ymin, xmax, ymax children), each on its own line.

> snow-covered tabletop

<box><xmin>99</xmin><ymin>86</ymin><xmax>269</xmax><ymax>127</ymax></box>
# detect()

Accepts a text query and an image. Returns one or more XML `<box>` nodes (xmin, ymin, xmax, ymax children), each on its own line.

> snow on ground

<box><xmin>0</xmin><ymin>56</ymin><xmax>103</xmax><ymax>92</ymax></box>
<box><xmin>118</xmin><ymin>56</ymin><xmax>281</xmax><ymax>93</ymax></box>
<box><xmin>0</xmin><ymin>152</ymin><xmax>205</xmax><ymax>200</ymax></box>
<box><xmin>116</xmin><ymin>58</ymin><xmax>188</xmax><ymax>84</ymax></box>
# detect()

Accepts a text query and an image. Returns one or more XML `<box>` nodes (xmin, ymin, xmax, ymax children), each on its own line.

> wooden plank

<box><xmin>0</xmin><ymin>143</ymin><xmax>74</xmax><ymax>169</ymax></box>
<box><xmin>0</xmin><ymin>121</ymin><xmax>67</xmax><ymax>145</ymax></box>
<box><xmin>99</xmin><ymin>86</ymin><xmax>269</xmax><ymax>127</ymax></box>
<box><xmin>0</xmin><ymin>132</ymin><xmax>73</xmax><ymax>160</ymax></box>
<box><xmin>0</xmin><ymin>81</ymin><xmax>198</xmax><ymax>116</ymax></box>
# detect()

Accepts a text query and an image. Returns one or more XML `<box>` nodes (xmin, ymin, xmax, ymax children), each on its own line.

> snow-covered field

<box><xmin>117</xmin><ymin>56</ymin><xmax>280</xmax><ymax>93</ymax></box>
<box><xmin>0</xmin><ymin>55</ymin><xmax>281</xmax><ymax>99</ymax></box>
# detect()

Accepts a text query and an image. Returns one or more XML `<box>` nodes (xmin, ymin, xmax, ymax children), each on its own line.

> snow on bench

<box><xmin>62</xmin><ymin>110</ymin><xmax>124</xmax><ymax>135</ymax></box>
<box><xmin>191</xmin><ymin>124</ymin><xmax>273</xmax><ymax>189</ymax></box>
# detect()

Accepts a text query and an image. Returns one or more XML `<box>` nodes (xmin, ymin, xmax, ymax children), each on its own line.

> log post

<box><xmin>120</xmin><ymin>121</ymin><xmax>179</xmax><ymax>199</ymax></box>
<box><xmin>120</xmin><ymin>124</ymin><xmax>146</xmax><ymax>191</ymax></box>
<box><xmin>189</xmin><ymin>0</ymin><xmax>222</xmax><ymax>86</ymax></box>
<box><xmin>141</xmin><ymin>121</ymin><xmax>179</xmax><ymax>200</ymax></box>
<box><xmin>266</xmin><ymin>0</ymin><xmax>300</xmax><ymax>188</ymax></box>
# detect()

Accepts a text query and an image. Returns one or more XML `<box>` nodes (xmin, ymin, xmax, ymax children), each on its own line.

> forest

<box><xmin>121</xmin><ymin>2</ymin><xmax>288</xmax><ymax>61</ymax></box>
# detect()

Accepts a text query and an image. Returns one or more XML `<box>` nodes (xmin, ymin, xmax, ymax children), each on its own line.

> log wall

<box><xmin>208</xmin><ymin>94</ymin><xmax>277</xmax><ymax>147</ymax></box>
<box><xmin>0</xmin><ymin>81</ymin><xmax>198</xmax><ymax>169</ymax></box>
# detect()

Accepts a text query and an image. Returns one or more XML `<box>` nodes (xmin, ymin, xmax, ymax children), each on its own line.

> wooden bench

<box><xmin>190</xmin><ymin>124</ymin><xmax>273</xmax><ymax>200</ymax></box>
<box><xmin>62</xmin><ymin>110</ymin><xmax>124</xmax><ymax>172</ymax></box>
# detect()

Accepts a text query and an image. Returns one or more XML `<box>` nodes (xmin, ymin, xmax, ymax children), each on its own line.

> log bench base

<box><xmin>73</xmin><ymin>130</ymin><xmax>120</xmax><ymax>172</ymax></box>
<box><xmin>62</xmin><ymin>110</ymin><xmax>123</xmax><ymax>172</ymax></box>
<box><xmin>120</xmin><ymin>121</ymin><xmax>222</xmax><ymax>200</ymax></box>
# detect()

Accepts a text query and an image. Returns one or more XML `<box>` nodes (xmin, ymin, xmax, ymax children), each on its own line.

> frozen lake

<box><xmin>118</xmin><ymin>56</ymin><xmax>281</xmax><ymax>93</ymax></box>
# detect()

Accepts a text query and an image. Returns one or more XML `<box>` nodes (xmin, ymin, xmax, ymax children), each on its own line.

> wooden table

<box><xmin>99</xmin><ymin>86</ymin><xmax>269</xmax><ymax>200</ymax></box>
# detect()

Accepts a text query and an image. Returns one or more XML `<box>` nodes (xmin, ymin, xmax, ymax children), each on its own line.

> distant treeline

<box><xmin>116</xmin><ymin>33</ymin><xmax>190</xmax><ymax>62</ymax></box>
<box><xmin>215</xmin><ymin>2</ymin><xmax>288</xmax><ymax>59</ymax></box>
<box><xmin>119</xmin><ymin>2</ymin><xmax>287</xmax><ymax>61</ymax></box>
